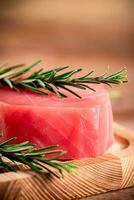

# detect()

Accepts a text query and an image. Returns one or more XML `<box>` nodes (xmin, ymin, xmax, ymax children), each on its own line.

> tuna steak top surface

<box><xmin>0</xmin><ymin>84</ymin><xmax>113</xmax><ymax>159</ymax></box>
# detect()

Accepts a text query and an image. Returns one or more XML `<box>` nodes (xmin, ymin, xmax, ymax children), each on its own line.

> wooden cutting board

<box><xmin>0</xmin><ymin>123</ymin><xmax>134</xmax><ymax>200</ymax></box>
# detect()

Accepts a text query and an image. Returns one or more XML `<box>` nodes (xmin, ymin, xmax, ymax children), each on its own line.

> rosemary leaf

<box><xmin>0</xmin><ymin>135</ymin><xmax>76</xmax><ymax>176</ymax></box>
<box><xmin>0</xmin><ymin>61</ymin><xmax>127</xmax><ymax>98</ymax></box>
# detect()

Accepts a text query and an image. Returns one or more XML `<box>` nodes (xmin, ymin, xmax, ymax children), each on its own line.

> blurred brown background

<box><xmin>0</xmin><ymin>0</ymin><xmax>134</xmax><ymax>130</ymax></box>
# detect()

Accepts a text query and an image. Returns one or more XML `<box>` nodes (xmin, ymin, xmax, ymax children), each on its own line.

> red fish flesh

<box><xmin>0</xmin><ymin>84</ymin><xmax>113</xmax><ymax>159</ymax></box>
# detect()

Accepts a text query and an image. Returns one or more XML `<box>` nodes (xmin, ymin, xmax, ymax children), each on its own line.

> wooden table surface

<box><xmin>83</xmin><ymin>187</ymin><xmax>134</xmax><ymax>200</ymax></box>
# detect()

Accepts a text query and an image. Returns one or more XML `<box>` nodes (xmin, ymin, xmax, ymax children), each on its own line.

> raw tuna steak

<box><xmin>0</xmin><ymin>85</ymin><xmax>113</xmax><ymax>159</ymax></box>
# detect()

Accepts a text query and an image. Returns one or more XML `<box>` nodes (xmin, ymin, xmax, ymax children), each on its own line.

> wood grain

<box><xmin>0</xmin><ymin>123</ymin><xmax>134</xmax><ymax>200</ymax></box>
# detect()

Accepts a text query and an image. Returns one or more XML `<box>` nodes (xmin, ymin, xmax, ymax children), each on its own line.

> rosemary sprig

<box><xmin>0</xmin><ymin>60</ymin><xmax>127</xmax><ymax>98</ymax></box>
<box><xmin>0</xmin><ymin>135</ymin><xmax>75</xmax><ymax>177</ymax></box>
